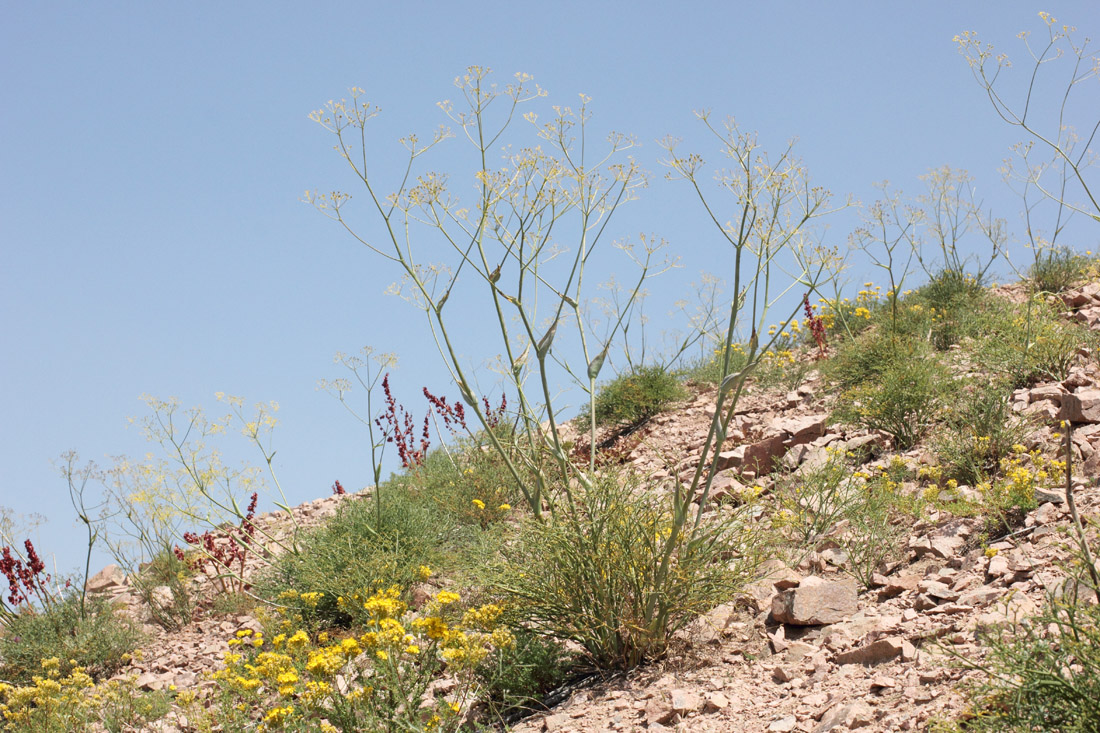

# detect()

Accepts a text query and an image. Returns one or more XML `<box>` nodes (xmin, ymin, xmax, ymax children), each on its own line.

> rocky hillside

<box><xmin>81</xmin><ymin>279</ymin><xmax>1100</xmax><ymax>732</ymax></box>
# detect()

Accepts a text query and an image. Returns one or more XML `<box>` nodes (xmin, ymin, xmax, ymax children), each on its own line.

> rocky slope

<box><xmin>83</xmin><ymin>280</ymin><xmax>1100</xmax><ymax>732</ymax></box>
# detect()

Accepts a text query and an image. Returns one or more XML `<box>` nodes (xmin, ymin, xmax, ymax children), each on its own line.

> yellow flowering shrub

<box><xmin>0</xmin><ymin>659</ymin><xmax>169</xmax><ymax>732</ymax></box>
<box><xmin>202</xmin><ymin>588</ymin><xmax>513</xmax><ymax>732</ymax></box>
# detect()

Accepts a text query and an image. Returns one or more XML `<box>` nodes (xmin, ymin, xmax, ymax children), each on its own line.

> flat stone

<box><xmin>543</xmin><ymin>713</ymin><xmax>571</xmax><ymax>731</ymax></box>
<box><xmin>742</xmin><ymin>434</ymin><xmax>789</xmax><ymax>474</ymax></box>
<box><xmin>878</xmin><ymin>575</ymin><xmax>920</xmax><ymax>599</ymax></box>
<box><xmin>768</xmin><ymin>716</ymin><xmax>798</xmax><ymax>732</ymax></box>
<box><xmin>834</xmin><ymin>637</ymin><xmax>904</xmax><ymax>666</ymax></box>
<box><xmin>814</xmin><ymin>702</ymin><xmax>874</xmax><ymax>732</ymax></box>
<box><xmin>1060</xmin><ymin>389</ymin><xmax>1100</xmax><ymax>423</ymax></box>
<box><xmin>86</xmin><ymin>564</ymin><xmax>127</xmax><ymax>593</ymax></box>
<box><xmin>771</xmin><ymin>576</ymin><xmax>858</xmax><ymax>626</ymax></box>
<box><xmin>670</xmin><ymin>689</ymin><xmax>701</xmax><ymax>714</ymax></box>
<box><xmin>770</xmin><ymin>414</ymin><xmax>828</xmax><ymax>444</ymax></box>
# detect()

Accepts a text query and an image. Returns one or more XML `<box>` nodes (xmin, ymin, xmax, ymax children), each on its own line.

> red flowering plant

<box><xmin>0</xmin><ymin>537</ymin><xmax>61</xmax><ymax>627</ymax></box>
<box><xmin>176</xmin><ymin>491</ymin><xmax>258</xmax><ymax>596</ymax></box>
<box><xmin>803</xmin><ymin>292</ymin><xmax>828</xmax><ymax>359</ymax></box>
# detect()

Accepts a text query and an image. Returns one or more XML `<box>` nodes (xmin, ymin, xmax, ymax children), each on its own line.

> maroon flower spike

<box><xmin>803</xmin><ymin>292</ymin><xmax>828</xmax><ymax>359</ymax></box>
<box><xmin>376</xmin><ymin>374</ymin><xmax>431</xmax><ymax>468</ymax></box>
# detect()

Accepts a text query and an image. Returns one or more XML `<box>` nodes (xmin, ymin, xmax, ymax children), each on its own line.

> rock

<box><xmin>768</xmin><ymin>716</ymin><xmax>798</xmax><ymax>732</ymax></box>
<box><xmin>834</xmin><ymin>637</ymin><xmax>905</xmax><ymax>665</ymax></box>
<box><xmin>742</xmin><ymin>434</ymin><xmax>789</xmax><ymax>474</ymax></box>
<box><xmin>870</xmin><ymin>675</ymin><xmax>897</xmax><ymax>691</ymax></box>
<box><xmin>1060</xmin><ymin>389</ymin><xmax>1100</xmax><ymax>423</ymax></box>
<box><xmin>86</xmin><ymin>564</ymin><xmax>127</xmax><ymax>593</ymax></box>
<box><xmin>771</xmin><ymin>414</ymin><xmax>828</xmax><ymax>444</ymax></box>
<box><xmin>715</xmin><ymin>448</ymin><xmax>745</xmax><ymax>472</ymax></box>
<box><xmin>703</xmin><ymin>692</ymin><xmax>729</xmax><ymax>712</ymax></box>
<box><xmin>670</xmin><ymin>689</ymin><xmax>701</xmax><ymax>714</ymax></box>
<box><xmin>771</xmin><ymin>576</ymin><xmax>859</xmax><ymax>626</ymax></box>
<box><xmin>814</xmin><ymin>701</ymin><xmax>874</xmax><ymax>732</ymax></box>
<box><xmin>1029</xmin><ymin>384</ymin><xmax>1066</xmax><ymax>404</ymax></box>
<box><xmin>918</xmin><ymin>580</ymin><xmax>960</xmax><ymax>602</ymax></box>
<box><xmin>543</xmin><ymin>713</ymin><xmax>571</xmax><ymax>731</ymax></box>
<box><xmin>878</xmin><ymin>575</ymin><xmax>920</xmax><ymax>599</ymax></box>
<box><xmin>1024</xmin><ymin>401</ymin><xmax>1061</xmax><ymax>420</ymax></box>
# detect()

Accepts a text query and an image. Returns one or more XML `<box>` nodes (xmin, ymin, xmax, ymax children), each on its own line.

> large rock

<box><xmin>769</xmin><ymin>414</ymin><xmax>828</xmax><ymax>445</ymax></box>
<box><xmin>86</xmin><ymin>564</ymin><xmax>127</xmax><ymax>593</ymax></box>
<box><xmin>834</xmin><ymin>636</ymin><xmax>904</xmax><ymax>665</ymax></box>
<box><xmin>771</xmin><ymin>576</ymin><xmax>858</xmax><ymax>626</ymax></box>
<box><xmin>716</xmin><ymin>434</ymin><xmax>789</xmax><ymax>474</ymax></box>
<box><xmin>1060</xmin><ymin>389</ymin><xmax>1100</xmax><ymax>423</ymax></box>
<box><xmin>742</xmin><ymin>434</ymin><xmax>789</xmax><ymax>474</ymax></box>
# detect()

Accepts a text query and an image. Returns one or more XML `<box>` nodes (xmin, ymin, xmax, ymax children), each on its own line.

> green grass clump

<box><xmin>581</xmin><ymin>364</ymin><xmax>686</xmax><ymax>429</ymax></box>
<box><xmin>474</xmin><ymin>629</ymin><xmax>577</xmax><ymax>721</ymax></box>
<box><xmin>258</xmin><ymin>488</ymin><xmax>451</xmax><ymax>629</ymax></box>
<box><xmin>933</xmin><ymin>380</ymin><xmax>1028</xmax><ymax>486</ymax></box>
<box><xmin>493</xmin><ymin>470</ymin><xmax>763</xmax><ymax>669</ymax></box>
<box><xmin>832</xmin><ymin>353</ymin><xmax>951</xmax><ymax>450</ymax></box>
<box><xmin>0</xmin><ymin>593</ymin><xmax>143</xmax><ymax>685</ymax></box>
<box><xmin>1030</xmin><ymin>246</ymin><xmax>1095</xmax><ymax>294</ymax></box>
<box><xmin>939</xmin><ymin>583</ymin><xmax>1100</xmax><ymax>731</ymax></box>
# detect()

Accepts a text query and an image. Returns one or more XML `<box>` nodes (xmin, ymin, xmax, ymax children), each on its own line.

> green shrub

<box><xmin>941</xmin><ymin>585</ymin><xmax>1100</xmax><ymax>731</ymax></box>
<box><xmin>1030</xmin><ymin>246</ymin><xmax>1094</xmax><ymax>294</ymax></box>
<box><xmin>681</xmin><ymin>342</ymin><xmax>752</xmax><ymax>387</ymax></box>
<box><xmin>0</xmin><ymin>661</ymin><xmax>170</xmax><ymax>733</ymax></box>
<box><xmin>977</xmin><ymin>295</ymin><xmax>1092</xmax><ymax>387</ymax></box>
<box><xmin>257</xmin><ymin>488</ymin><xmax>450</xmax><ymax>629</ymax></box>
<box><xmin>934</xmin><ymin>380</ymin><xmax>1028</xmax><ymax>486</ymax></box>
<box><xmin>833</xmin><ymin>355</ymin><xmax>950</xmax><ymax>450</ymax></box>
<box><xmin>773</xmin><ymin>449</ymin><xmax>863</xmax><ymax>547</ymax></box>
<box><xmin>390</xmin><ymin>443</ymin><xmax>523</xmax><ymax>529</ymax></box>
<box><xmin>581</xmin><ymin>365</ymin><xmax>686</xmax><ymax>429</ymax></box>
<box><xmin>493</xmin><ymin>471</ymin><xmax>763</xmax><ymax>669</ymax></box>
<box><xmin>824</xmin><ymin>325</ymin><xmax>914</xmax><ymax>390</ymax></box>
<box><xmin>131</xmin><ymin>549</ymin><xmax>194</xmax><ymax>631</ymax></box>
<box><xmin>474</xmin><ymin>629</ymin><xmax>577</xmax><ymax>722</ymax></box>
<box><xmin>838</xmin><ymin>470</ymin><xmax>915</xmax><ymax>588</ymax></box>
<box><xmin>0</xmin><ymin>593</ymin><xmax>143</xmax><ymax>685</ymax></box>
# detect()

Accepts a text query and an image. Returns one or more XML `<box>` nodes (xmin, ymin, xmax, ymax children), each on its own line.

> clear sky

<box><xmin>2</xmin><ymin>2</ymin><xmax>1098</xmax><ymax>575</ymax></box>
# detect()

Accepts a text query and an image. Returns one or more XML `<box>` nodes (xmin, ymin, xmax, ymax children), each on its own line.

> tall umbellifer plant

<box><xmin>307</xmin><ymin>70</ymin><xmax>842</xmax><ymax>666</ymax></box>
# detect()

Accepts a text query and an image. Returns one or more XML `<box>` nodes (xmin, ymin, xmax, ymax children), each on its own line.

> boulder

<box><xmin>86</xmin><ymin>564</ymin><xmax>127</xmax><ymax>593</ymax></box>
<box><xmin>771</xmin><ymin>576</ymin><xmax>858</xmax><ymax>626</ymax></box>
<box><xmin>1060</xmin><ymin>389</ymin><xmax>1100</xmax><ymax>423</ymax></box>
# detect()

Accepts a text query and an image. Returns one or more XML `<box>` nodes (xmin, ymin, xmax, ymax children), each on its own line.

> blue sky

<box><xmin>2</xmin><ymin>3</ymin><xmax>1098</xmax><ymax>575</ymax></box>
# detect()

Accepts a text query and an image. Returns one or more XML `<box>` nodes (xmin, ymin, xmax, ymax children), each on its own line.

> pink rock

<box><xmin>1061</xmin><ymin>389</ymin><xmax>1100</xmax><ymax>423</ymax></box>
<box><xmin>771</xmin><ymin>576</ymin><xmax>858</xmax><ymax>626</ymax></box>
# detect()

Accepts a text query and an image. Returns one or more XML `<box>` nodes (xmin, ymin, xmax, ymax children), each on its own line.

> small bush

<box><xmin>1030</xmin><ymin>245</ymin><xmax>1094</xmax><ymax>294</ymax></box>
<box><xmin>474</xmin><ymin>629</ymin><xmax>577</xmax><ymax>722</ymax></box>
<box><xmin>391</xmin><ymin>444</ymin><xmax>522</xmax><ymax>529</ymax></box>
<box><xmin>494</xmin><ymin>471</ymin><xmax>763</xmax><ymax>670</ymax></box>
<box><xmin>975</xmin><ymin>445</ymin><xmax>1062</xmax><ymax>538</ymax></box>
<box><xmin>0</xmin><ymin>593</ymin><xmax>143</xmax><ymax>685</ymax></box>
<box><xmin>0</xmin><ymin>660</ymin><xmax>170</xmax><ymax>732</ymax></box>
<box><xmin>257</xmin><ymin>488</ymin><xmax>449</xmax><ymax>630</ymax></box>
<box><xmin>773</xmin><ymin>449</ymin><xmax>863</xmax><ymax>547</ymax></box>
<box><xmin>838</xmin><ymin>469</ymin><xmax>915</xmax><ymax>588</ymax></box>
<box><xmin>942</xmin><ymin>580</ymin><xmax>1100</xmax><ymax>731</ymax></box>
<box><xmin>824</xmin><ymin>326</ymin><xmax>914</xmax><ymax>390</ymax></box>
<box><xmin>974</xmin><ymin>294</ymin><xmax>1092</xmax><ymax>387</ymax></box>
<box><xmin>581</xmin><ymin>365</ymin><xmax>686</xmax><ymax>429</ymax></box>
<box><xmin>198</xmin><ymin>588</ymin><xmax>513</xmax><ymax>732</ymax></box>
<box><xmin>681</xmin><ymin>342</ymin><xmax>752</xmax><ymax>386</ymax></box>
<box><xmin>833</xmin><ymin>356</ymin><xmax>950</xmax><ymax>450</ymax></box>
<box><xmin>131</xmin><ymin>549</ymin><xmax>194</xmax><ymax>631</ymax></box>
<box><xmin>934</xmin><ymin>380</ymin><xmax>1028</xmax><ymax>486</ymax></box>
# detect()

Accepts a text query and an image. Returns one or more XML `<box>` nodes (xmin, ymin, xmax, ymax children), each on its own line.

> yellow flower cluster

<box><xmin>0</xmin><ymin>658</ymin><xmax>163</xmax><ymax>730</ymax></box>
<box><xmin>209</xmin><ymin>587</ymin><xmax>515</xmax><ymax>730</ymax></box>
